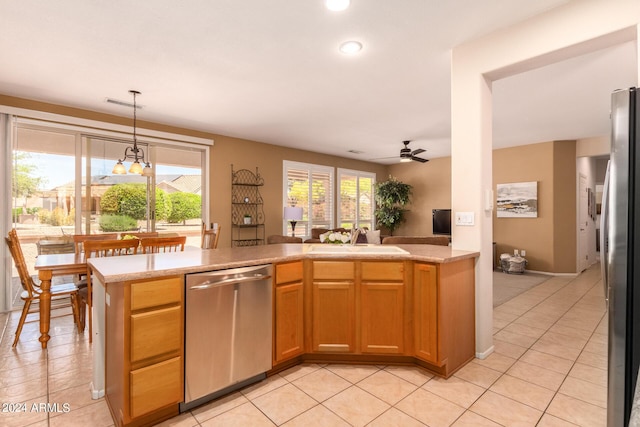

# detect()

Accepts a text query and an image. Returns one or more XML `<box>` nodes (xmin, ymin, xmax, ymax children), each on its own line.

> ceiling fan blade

<box><xmin>412</xmin><ymin>156</ymin><xmax>429</xmax><ymax>163</ymax></box>
<box><xmin>368</xmin><ymin>155</ymin><xmax>398</xmax><ymax>161</ymax></box>
<box><xmin>411</xmin><ymin>148</ymin><xmax>425</xmax><ymax>155</ymax></box>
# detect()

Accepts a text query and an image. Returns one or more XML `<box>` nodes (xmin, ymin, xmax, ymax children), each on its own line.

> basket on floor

<box><xmin>500</xmin><ymin>254</ymin><xmax>527</xmax><ymax>274</ymax></box>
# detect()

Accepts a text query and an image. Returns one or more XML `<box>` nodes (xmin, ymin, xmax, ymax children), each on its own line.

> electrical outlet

<box><xmin>521</xmin><ymin>250</ymin><xmax>526</xmax><ymax>257</ymax></box>
<box><xmin>514</xmin><ymin>249</ymin><xmax>519</xmax><ymax>256</ymax></box>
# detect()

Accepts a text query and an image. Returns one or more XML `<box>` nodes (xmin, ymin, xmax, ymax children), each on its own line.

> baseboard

<box><xmin>495</xmin><ymin>268</ymin><xmax>583</xmax><ymax>277</ymax></box>
<box><xmin>524</xmin><ymin>269</ymin><xmax>578</xmax><ymax>277</ymax></box>
<box><xmin>476</xmin><ymin>345</ymin><xmax>494</xmax><ymax>360</ymax></box>
<box><xmin>90</xmin><ymin>382</ymin><xmax>104</xmax><ymax>399</ymax></box>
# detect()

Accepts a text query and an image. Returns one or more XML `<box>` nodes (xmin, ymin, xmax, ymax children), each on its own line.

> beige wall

<box><xmin>209</xmin><ymin>135</ymin><xmax>388</xmax><ymax>247</ymax></box>
<box><xmin>386</xmin><ymin>141</ymin><xmax>578</xmax><ymax>274</ymax></box>
<box><xmin>0</xmin><ymin>95</ymin><xmax>389</xmax><ymax>247</ymax></box>
<box><xmin>493</xmin><ymin>140</ymin><xmax>576</xmax><ymax>273</ymax></box>
<box><xmin>387</xmin><ymin>157</ymin><xmax>451</xmax><ymax>236</ymax></box>
<box><xmin>0</xmin><ymin>95</ymin><xmax>584</xmax><ymax>269</ymax></box>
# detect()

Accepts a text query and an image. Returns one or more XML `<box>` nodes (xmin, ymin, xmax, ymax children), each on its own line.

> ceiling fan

<box><xmin>368</xmin><ymin>140</ymin><xmax>429</xmax><ymax>163</ymax></box>
<box><xmin>399</xmin><ymin>140</ymin><xmax>428</xmax><ymax>163</ymax></box>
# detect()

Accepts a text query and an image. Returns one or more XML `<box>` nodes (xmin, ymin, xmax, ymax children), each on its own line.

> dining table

<box><xmin>33</xmin><ymin>251</ymin><xmax>86</xmax><ymax>349</ymax></box>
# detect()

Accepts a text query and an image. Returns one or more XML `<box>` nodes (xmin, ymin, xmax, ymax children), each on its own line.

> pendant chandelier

<box><xmin>112</xmin><ymin>90</ymin><xmax>152</xmax><ymax>176</ymax></box>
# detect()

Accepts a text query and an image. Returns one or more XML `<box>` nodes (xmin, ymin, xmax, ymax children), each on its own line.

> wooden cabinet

<box><xmin>311</xmin><ymin>261</ymin><xmax>356</xmax><ymax>352</ymax></box>
<box><xmin>105</xmin><ymin>276</ymin><xmax>183</xmax><ymax>427</ymax></box>
<box><xmin>360</xmin><ymin>261</ymin><xmax>405</xmax><ymax>354</ymax></box>
<box><xmin>309</xmin><ymin>260</ymin><xmax>407</xmax><ymax>355</ymax></box>
<box><xmin>413</xmin><ymin>260</ymin><xmax>476</xmax><ymax>377</ymax></box>
<box><xmin>273</xmin><ymin>261</ymin><xmax>304</xmax><ymax>364</ymax></box>
<box><xmin>414</xmin><ymin>263</ymin><xmax>439</xmax><ymax>363</ymax></box>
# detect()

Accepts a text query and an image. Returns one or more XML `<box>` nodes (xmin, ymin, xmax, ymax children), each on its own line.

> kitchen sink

<box><xmin>306</xmin><ymin>244</ymin><xmax>408</xmax><ymax>254</ymax></box>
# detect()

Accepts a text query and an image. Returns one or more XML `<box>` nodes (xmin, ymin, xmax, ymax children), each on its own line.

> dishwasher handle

<box><xmin>189</xmin><ymin>274</ymin><xmax>272</xmax><ymax>290</ymax></box>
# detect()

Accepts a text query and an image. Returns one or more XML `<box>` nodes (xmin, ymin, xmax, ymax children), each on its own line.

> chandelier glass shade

<box><xmin>112</xmin><ymin>90</ymin><xmax>152</xmax><ymax>176</ymax></box>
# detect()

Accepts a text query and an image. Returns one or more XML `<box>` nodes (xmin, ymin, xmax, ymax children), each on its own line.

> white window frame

<box><xmin>283</xmin><ymin>160</ymin><xmax>334</xmax><ymax>237</ymax></box>
<box><xmin>337</xmin><ymin>168</ymin><xmax>376</xmax><ymax>230</ymax></box>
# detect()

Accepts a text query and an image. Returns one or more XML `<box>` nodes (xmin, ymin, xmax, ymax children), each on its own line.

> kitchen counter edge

<box><xmin>88</xmin><ymin>243</ymin><xmax>479</xmax><ymax>284</ymax></box>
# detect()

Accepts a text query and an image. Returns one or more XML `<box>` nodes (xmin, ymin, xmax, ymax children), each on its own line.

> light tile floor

<box><xmin>0</xmin><ymin>264</ymin><xmax>607</xmax><ymax>426</ymax></box>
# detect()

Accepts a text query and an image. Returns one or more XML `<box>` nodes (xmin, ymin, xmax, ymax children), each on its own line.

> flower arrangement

<box><xmin>320</xmin><ymin>231</ymin><xmax>351</xmax><ymax>244</ymax></box>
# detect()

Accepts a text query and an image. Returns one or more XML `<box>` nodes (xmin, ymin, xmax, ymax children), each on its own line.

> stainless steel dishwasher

<box><xmin>182</xmin><ymin>264</ymin><xmax>272</xmax><ymax>411</ymax></box>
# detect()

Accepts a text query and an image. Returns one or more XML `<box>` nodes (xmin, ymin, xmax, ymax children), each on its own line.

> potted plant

<box><xmin>243</xmin><ymin>214</ymin><xmax>252</xmax><ymax>225</ymax></box>
<box><xmin>374</xmin><ymin>176</ymin><xmax>412</xmax><ymax>236</ymax></box>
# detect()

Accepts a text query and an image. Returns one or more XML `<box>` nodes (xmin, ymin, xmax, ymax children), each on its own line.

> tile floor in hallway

<box><xmin>0</xmin><ymin>265</ymin><xmax>607</xmax><ymax>426</ymax></box>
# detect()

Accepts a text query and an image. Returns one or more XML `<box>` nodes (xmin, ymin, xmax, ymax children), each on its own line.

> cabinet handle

<box><xmin>190</xmin><ymin>274</ymin><xmax>272</xmax><ymax>290</ymax></box>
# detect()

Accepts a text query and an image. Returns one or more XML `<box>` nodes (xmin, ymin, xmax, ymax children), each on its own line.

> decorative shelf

<box><xmin>231</xmin><ymin>166</ymin><xmax>265</xmax><ymax>247</ymax></box>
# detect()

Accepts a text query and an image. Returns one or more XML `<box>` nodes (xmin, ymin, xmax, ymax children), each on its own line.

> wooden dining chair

<box><xmin>72</xmin><ymin>233</ymin><xmax>119</xmax><ymax>254</ymax></box>
<box><xmin>139</xmin><ymin>235</ymin><xmax>187</xmax><ymax>254</ymax></box>
<box><xmin>79</xmin><ymin>239</ymin><xmax>140</xmax><ymax>342</ymax></box>
<box><xmin>5</xmin><ymin>229</ymin><xmax>80</xmax><ymax>347</ymax></box>
<box><xmin>201</xmin><ymin>223</ymin><xmax>221</xmax><ymax>249</ymax></box>
<box><xmin>72</xmin><ymin>233</ymin><xmax>119</xmax><ymax>286</ymax></box>
<box><xmin>119</xmin><ymin>231</ymin><xmax>159</xmax><ymax>239</ymax></box>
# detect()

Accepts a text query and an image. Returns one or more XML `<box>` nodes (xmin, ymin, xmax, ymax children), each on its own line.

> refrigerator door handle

<box><xmin>600</xmin><ymin>160</ymin><xmax>610</xmax><ymax>307</ymax></box>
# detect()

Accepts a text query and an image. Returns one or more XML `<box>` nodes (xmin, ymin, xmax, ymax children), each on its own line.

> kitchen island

<box><xmin>88</xmin><ymin>243</ymin><xmax>478</xmax><ymax>427</ymax></box>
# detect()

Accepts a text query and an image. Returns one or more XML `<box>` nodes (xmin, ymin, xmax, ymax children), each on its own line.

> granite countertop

<box><xmin>88</xmin><ymin>243</ymin><xmax>479</xmax><ymax>284</ymax></box>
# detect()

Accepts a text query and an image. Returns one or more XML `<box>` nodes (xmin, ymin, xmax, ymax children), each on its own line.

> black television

<box><xmin>432</xmin><ymin>209</ymin><xmax>451</xmax><ymax>236</ymax></box>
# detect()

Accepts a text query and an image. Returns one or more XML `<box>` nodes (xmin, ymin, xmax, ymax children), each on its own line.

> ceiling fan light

<box><xmin>400</xmin><ymin>158</ymin><xmax>412</xmax><ymax>163</ymax></box>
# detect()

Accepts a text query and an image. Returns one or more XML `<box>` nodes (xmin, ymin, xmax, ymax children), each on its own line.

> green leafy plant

<box><xmin>374</xmin><ymin>176</ymin><xmax>412</xmax><ymax>235</ymax></box>
<box><xmin>99</xmin><ymin>214</ymin><xmax>138</xmax><ymax>232</ymax></box>
<box><xmin>167</xmin><ymin>192</ymin><xmax>201</xmax><ymax>224</ymax></box>
<box><xmin>100</xmin><ymin>183</ymin><xmax>171</xmax><ymax>221</ymax></box>
<box><xmin>36</xmin><ymin>207</ymin><xmax>75</xmax><ymax>226</ymax></box>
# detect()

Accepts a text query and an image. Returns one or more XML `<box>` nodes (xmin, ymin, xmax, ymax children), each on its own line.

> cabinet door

<box><xmin>312</xmin><ymin>282</ymin><xmax>355</xmax><ymax>352</ymax></box>
<box><xmin>274</xmin><ymin>281</ymin><xmax>304</xmax><ymax>363</ymax></box>
<box><xmin>130</xmin><ymin>356</ymin><xmax>182</xmax><ymax>418</ymax></box>
<box><xmin>414</xmin><ymin>263</ymin><xmax>439</xmax><ymax>364</ymax></box>
<box><xmin>361</xmin><ymin>282</ymin><xmax>404</xmax><ymax>354</ymax></box>
<box><xmin>130</xmin><ymin>306</ymin><xmax>182</xmax><ymax>364</ymax></box>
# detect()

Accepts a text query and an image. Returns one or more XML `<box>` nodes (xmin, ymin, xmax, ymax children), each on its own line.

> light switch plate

<box><xmin>455</xmin><ymin>212</ymin><xmax>475</xmax><ymax>226</ymax></box>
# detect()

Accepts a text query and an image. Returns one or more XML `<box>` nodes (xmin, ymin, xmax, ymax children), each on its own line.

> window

<box><xmin>283</xmin><ymin>161</ymin><xmax>334</xmax><ymax>237</ymax></box>
<box><xmin>338</xmin><ymin>169</ymin><xmax>375</xmax><ymax>230</ymax></box>
<box><xmin>2</xmin><ymin>112</ymin><xmax>211</xmax><ymax>311</ymax></box>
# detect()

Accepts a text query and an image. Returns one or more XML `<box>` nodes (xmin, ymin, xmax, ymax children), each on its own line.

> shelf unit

<box><xmin>231</xmin><ymin>166</ymin><xmax>265</xmax><ymax>246</ymax></box>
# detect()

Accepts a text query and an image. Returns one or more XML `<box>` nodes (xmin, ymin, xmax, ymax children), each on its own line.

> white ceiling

<box><xmin>0</xmin><ymin>0</ymin><xmax>637</xmax><ymax>163</ymax></box>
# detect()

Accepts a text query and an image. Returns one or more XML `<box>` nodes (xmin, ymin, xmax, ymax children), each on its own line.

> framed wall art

<box><xmin>496</xmin><ymin>181</ymin><xmax>538</xmax><ymax>218</ymax></box>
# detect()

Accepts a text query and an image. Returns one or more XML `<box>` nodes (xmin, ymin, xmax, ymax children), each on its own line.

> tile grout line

<box><xmin>452</xmin><ymin>270</ymin><xmax>599</xmax><ymax>423</ymax></box>
<box><xmin>490</xmin><ymin>271</ymin><xmax>606</xmax><ymax>424</ymax></box>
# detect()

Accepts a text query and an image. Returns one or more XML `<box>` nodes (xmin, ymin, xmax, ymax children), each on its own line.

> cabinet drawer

<box><xmin>131</xmin><ymin>306</ymin><xmax>182</xmax><ymax>363</ymax></box>
<box><xmin>275</xmin><ymin>261</ymin><xmax>303</xmax><ymax>285</ymax></box>
<box><xmin>130</xmin><ymin>356</ymin><xmax>182</xmax><ymax>418</ymax></box>
<box><xmin>131</xmin><ymin>277</ymin><xmax>182</xmax><ymax>311</ymax></box>
<box><xmin>312</xmin><ymin>261</ymin><xmax>355</xmax><ymax>280</ymax></box>
<box><xmin>361</xmin><ymin>262</ymin><xmax>404</xmax><ymax>281</ymax></box>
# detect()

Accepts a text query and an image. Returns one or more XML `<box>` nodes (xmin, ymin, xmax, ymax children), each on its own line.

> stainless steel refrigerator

<box><xmin>602</xmin><ymin>87</ymin><xmax>640</xmax><ymax>426</ymax></box>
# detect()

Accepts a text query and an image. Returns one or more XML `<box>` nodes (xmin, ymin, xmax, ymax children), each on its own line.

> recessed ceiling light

<box><xmin>339</xmin><ymin>41</ymin><xmax>362</xmax><ymax>55</ymax></box>
<box><xmin>325</xmin><ymin>0</ymin><xmax>350</xmax><ymax>11</ymax></box>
